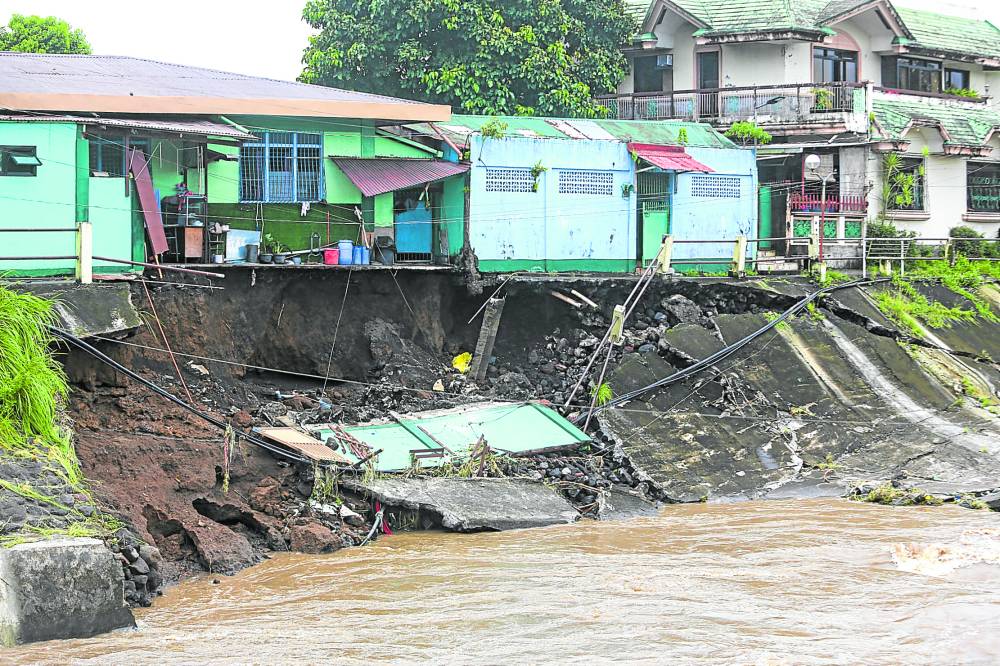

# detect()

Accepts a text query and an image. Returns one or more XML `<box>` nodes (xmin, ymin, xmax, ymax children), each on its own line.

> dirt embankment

<box><xmin>62</xmin><ymin>269</ymin><xmax>1000</xmax><ymax>594</ymax></box>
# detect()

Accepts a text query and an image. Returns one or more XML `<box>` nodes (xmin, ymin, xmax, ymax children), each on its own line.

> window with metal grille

<box><xmin>88</xmin><ymin>137</ymin><xmax>152</xmax><ymax>177</ymax></box>
<box><xmin>484</xmin><ymin>168</ymin><xmax>535</xmax><ymax>193</ymax></box>
<box><xmin>691</xmin><ymin>175</ymin><xmax>741</xmax><ymax>198</ymax></box>
<box><xmin>240</xmin><ymin>132</ymin><xmax>324</xmax><ymax>203</ymax></box>
<box><xmin>558</xmin><ymin>170</ymin><xmax>614</xmax><ymax>196</ymax></box>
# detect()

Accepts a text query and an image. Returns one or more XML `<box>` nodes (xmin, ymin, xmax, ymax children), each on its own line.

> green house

<box><xmin>0</xmin><ymin>53</ymin><xmax>460</xmax><ymax>276</ymax></box>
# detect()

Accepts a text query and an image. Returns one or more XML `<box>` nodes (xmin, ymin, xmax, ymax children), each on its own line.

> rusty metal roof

<box><xmin>0</xmin><ymin>53</ymin><xmax>450</xmax><ymax>121</ymax></box>
<box><xmin>332</xmin><ymin>157</ymin><xmax>469</xmax><ymax>197</ymax></box>
<box><xmin>628</xmin><ymin>143</ymin><xmax>714</xmax><ymax>173</ymax></box>
<box><xmin>0</xmin><ymin>113</ymin><xmax>256</xmax><ymax>140</ymax></box>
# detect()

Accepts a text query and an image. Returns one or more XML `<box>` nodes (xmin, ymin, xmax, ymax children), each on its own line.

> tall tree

<box><xmin>300</xmin><ymin>0</ymin><xmax>636</xmax><ymax>117</ymax></box>
<box><xmin>0</xmin><ymin>14</ymin><xmax>92</xmax><ymax>54</ymax></box>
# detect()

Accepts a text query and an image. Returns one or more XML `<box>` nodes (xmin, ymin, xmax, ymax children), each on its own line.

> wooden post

<box><xmin>730</xmin><ymin>234</ymin><xmax>747</xmax><ymax>277</ymax></box>
<box><xmin>658</xmin><ymin>235</ymin><xmax>674</xmax><ymax>274</ymax></box>
<box><xmin>76</xmin><ymin>222</ymin><xmax>93</xmax><ymax>284</ymax></box>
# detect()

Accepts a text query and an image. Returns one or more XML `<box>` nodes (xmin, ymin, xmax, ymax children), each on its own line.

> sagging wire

<box><xmin>577</xmin><ymin>277</ymin><xmax>894</xmax><ymax>423</ymax></box>
<box><xmin>50</xmin><ymin>325</ymin><xmax>319</xmax><ymax>467</ymax></box>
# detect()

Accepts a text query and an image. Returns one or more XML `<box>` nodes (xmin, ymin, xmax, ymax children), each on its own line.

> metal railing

<box><xmin>596</xmin><ymin>82</ymin><xmax>865</xmax><ymax>124</ymax></box>
<box><xmin>789</xmin><ymin>193</ymin><xmax>867</xmax><ymax>214</ymax></box>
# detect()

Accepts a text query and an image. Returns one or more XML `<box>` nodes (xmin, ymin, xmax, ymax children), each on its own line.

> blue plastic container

<box><xmin>361</xmin><ymin>247</ymin><xmax>371</xmax><ymax>265</ymax></box>
<box><xmin>352</xmin><ymin>246</ymin><xmax>364</xmax><ymax>265</ymax></box>
<box><xmin>337</xmin><ymin>240</ymin><xmax>353</xmax><ymax>265</ymax></box>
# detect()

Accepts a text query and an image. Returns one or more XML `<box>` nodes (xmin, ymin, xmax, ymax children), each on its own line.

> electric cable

<box><xmin>49</xmin><ymin>325</ymin><xmax>321</xmax><ymax>466</ymax></box>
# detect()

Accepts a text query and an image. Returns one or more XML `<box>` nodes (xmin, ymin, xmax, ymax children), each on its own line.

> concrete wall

<box><xmin>0</xmin><ymin>538</ymin><xmax>134</xmax><ymax>646</ymax></box>
<box><xmin>469</xmin><ymin>135</ymin><xmax>636</xmax><ymax>272</ymax></box>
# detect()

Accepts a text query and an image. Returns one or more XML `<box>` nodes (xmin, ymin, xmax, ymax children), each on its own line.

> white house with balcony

<box><xmin>612</xmin><ymin>0</ymin><xmax>1000</xmax><ymax>249</ymax></box>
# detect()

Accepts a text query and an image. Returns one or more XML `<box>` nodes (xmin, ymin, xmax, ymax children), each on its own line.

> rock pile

<box><xmin>115</xmin><ymin>537</ymin><xmax>164</xmax><ymax>607</ymax></box>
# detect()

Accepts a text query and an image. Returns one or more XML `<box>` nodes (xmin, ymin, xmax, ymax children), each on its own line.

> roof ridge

<box><xmin>0</xmin><ymin>52</ymin><xmax>433</xmax><ymax>106</ymax></box>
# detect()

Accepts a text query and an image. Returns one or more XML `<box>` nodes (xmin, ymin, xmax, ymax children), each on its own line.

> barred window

<box><xmin>558</xmin><ymin>170</ymin><xmax>614</xmax><ymax>196</ymax></box>
<box><xmin>240</xmin><ymin>132</ymin><xmax>324</xmax><ymax>203</ymax></box>
<box><xmin>691</xmin><ymin>175</ymin><xmax>741</xmax><ymax>198</ymax></box>
<box><xmin>484</xmin><ymin>168</ymin><xmax>535</xmax><ymax>193</ymax></box>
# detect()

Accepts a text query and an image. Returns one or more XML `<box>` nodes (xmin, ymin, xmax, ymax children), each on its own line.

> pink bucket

<box><xmin>323</xmin><ymin>248</ymin><xmax>340</xmax><ymax>265</ymax></box>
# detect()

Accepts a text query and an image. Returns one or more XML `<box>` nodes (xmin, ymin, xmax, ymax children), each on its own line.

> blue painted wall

<box><xmin>469</xmin><ymin>136</ymin><xmax>636</xmax><ymax>271</ymax></box>
<box><xmin>466</xmin><ymin>135</ymin><xmax>758</xmax><ymax>272</ymax></box>
<box><xmin>672</xmin><ymin>146</ymin><xmax>758</xmax><ymax>267</ymax></box>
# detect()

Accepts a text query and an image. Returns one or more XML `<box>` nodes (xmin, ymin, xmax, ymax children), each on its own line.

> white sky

<box><xmin>2</xmin><ymin>0</ymin><xmax>1000</xmax><ymax>83</ymax></box>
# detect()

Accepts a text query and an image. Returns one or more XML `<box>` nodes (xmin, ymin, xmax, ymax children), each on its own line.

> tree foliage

<box><xmin>0</xmin><ymin>14</ymin><xmax>92</xmax><ymax>54</ymax></box>
<box><xmin>300</xmin><ymin>0</ymin><xmax>636</xmax><ymax>117</ymax></box>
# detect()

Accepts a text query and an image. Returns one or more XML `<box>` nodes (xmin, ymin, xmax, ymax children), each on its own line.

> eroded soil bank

<box><xmin>59</xmin><ymin>267</ymin><xmax>1000</xmax><ymax>598</ymax></box>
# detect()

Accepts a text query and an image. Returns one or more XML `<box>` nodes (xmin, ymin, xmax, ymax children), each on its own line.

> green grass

<box><xmin>0</xmin><ymin>284</ymin><xmax>120</xmax><ymax>544</ymax></box>
<box><xmin>873</xmin><ymin>276</ymin><xmax>977</xmax><ymax>337</ymax></box>
<box><xmin>855</xmin><ymin>483</ymin><xmax>943</xmax><ymax>506</ymax></box>
<box><xmin>762</xmin><ymin>310</ymin><xmax>792</xmax><ymax>333</ymax></box>
<box><xmin>590</xmin><ymin>382</ymin><xmax>613</xmax><ymax>407</ymax></box>
<box><xmin>907</xmin><ymin>258</ymin><xmax>1000</xmax><ymax>324</ymax></box>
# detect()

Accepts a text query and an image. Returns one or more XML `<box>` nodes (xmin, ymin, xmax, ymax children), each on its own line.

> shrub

<box><xmin>950</xmin><ymin>225</ymin><xmax>984</xmax><ymax>257</ymax></box>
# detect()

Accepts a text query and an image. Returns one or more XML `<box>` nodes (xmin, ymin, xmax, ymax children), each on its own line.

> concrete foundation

<box><xmin>352</xmin><ymin>478</ymin><xmax>579</xmax><ymax>532</ymax></box>
<box><xmin>0</xmin><ymin>538</ymin><xmax>135</xmax><ymax>646</ymax></box>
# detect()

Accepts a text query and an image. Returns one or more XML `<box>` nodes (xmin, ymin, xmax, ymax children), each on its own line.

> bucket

<box><xmin>352</xmin><ymin>246</ymin><xmax>364</xmax><ymax>265</ymax></box>
<box><xmin>245</xmin><ymin>243</ymin><xmax>259</xmax><ymax>264</ymax></box>
<box><xmin>337</xmin><ymin>240</ymin><xmax>354</xmax><ymax>265</ymax></box>
<box><xmin>361</xmin><ymin>247</ymin><xmax>371</xmax><ymax>265</ymax></box>
<box><xmin>323</xmin><ymin>248</ymin><xmax>339</xmax><ymax>265</ymax></box>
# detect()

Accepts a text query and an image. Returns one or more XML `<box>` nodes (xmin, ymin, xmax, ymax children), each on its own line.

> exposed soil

<box><xmin>58</xmin><ymin>268</ymin><xmax>1000</xmax><ymax>599</ymax></box>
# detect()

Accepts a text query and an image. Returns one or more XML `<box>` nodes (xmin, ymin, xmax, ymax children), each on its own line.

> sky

<box><xmin>2</xmin><ymin>0</ymin><xmax>1000</xmax><ymax>83</ymax></box>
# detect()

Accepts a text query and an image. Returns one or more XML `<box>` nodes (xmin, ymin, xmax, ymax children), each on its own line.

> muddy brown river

<box><xmin>6</xmin><ymin>499</ymin><xmax>1000</xmax><ymax>665</ymax></box>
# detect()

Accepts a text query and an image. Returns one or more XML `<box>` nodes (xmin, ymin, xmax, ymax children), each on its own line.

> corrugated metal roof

<box><xmin>0</xmin><ymin>113</ymin><xmax>256</xmax><ymax>140</ymax></box>
<box><xmin>332</xmin><ymin>157</ymin><xmax>470</xmax><ymax>197</ymax></box>
<box><xmin>628</xmin><ymin>143</ymin><xmax>714</xmax><ymax>172</ymax></box>
<box><xmin>0</xmin><ymin>53</ymin><xmax>450</xmax><ymax>121</ymax></box>
<box><xmin>406</xmin><ymin>114</ymin><xmax>736</xmax><ymax>149</ymax></box>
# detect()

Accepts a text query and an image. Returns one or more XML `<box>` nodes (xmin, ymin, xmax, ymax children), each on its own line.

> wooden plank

<box><xmin>128</xmin><ymin>148</ymin><xmax>168</xmax><ymax>255</ymax></box>
<box><xmin>255</xmin><ymin>427</ymin><xmax>351</xmax><ymax>464</ymax></box>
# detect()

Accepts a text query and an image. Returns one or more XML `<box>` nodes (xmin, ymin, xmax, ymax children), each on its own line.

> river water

<box><xmin>7</xmin><ymin>499</ymin><xmax>1000</xmax><ymax>665</ymax></box>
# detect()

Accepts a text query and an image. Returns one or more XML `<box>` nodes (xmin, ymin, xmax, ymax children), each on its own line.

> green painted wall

<box><xmin>374</xmin><ymin>193</ymin><xmax>393</xmax><ymax>228</ymax></box>
<box><xmin>206</xmin><ymin>143</ymin><xmax>240</xmax><ymax>203</ymax></box>
<box><xmin>0</xmin><ymin>122</ymin><xmax>78</xmax><ymax>273</ymax></box>
<box><xmin>441</xmin><ymin>174</ymin><xmax>466</xmax><ymax>257</ymax></box>
<box><xmin>0</xmin><ymin>122</ymin><xmax>140</xmax><ymax>275</ymax></box>
<box><xmin>210</xmin><ymin>203</ymin><xmax>362</xmax><ymax>252</ymax></box>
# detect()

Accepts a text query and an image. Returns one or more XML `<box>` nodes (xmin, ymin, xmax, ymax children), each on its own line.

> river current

<box><xmin>7</xmin><ymin>499</ymin><xmax>1000</xmax><ymax>665</ymax></box>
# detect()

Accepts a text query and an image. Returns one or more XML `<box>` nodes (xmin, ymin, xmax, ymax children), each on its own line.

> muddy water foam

<box><xmin>6</xmin><ymin>499</ymin><xmax>1000</xmax><ymax>665</ymax></box>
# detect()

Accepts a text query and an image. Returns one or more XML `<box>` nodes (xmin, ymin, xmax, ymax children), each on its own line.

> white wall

<box><xmin>866</xmin><ymin>129</ymin><xmax>1000</xmax><ymax>238</ymax></box>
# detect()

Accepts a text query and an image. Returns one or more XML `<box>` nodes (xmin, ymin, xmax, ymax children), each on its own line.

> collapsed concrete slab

<box><xmin>349</xmin><ymin>477</ymin><xmax>578</xmax><ymax>532</ymax></box>
<box><xmin>0</xmin><ymin>538</ymin><xmax>135</xmax><ymax>646</ymax></box>
<box><xmin>16</xmin><ymin>283</ymin><xmax>142</xmax><ymax>339</ymax></box>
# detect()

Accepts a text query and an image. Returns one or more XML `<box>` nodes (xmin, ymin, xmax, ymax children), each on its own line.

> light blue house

<box><xmin>407</xmin><ymin>116</ymin><xmax>757</xmax><ymax>272</ymax></box>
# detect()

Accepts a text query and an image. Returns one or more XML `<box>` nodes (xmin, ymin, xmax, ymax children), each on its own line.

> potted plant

<box><xmin>273</xmin><ymin>241</ymin><xmax>290</xmax><ymax>265</ymax></box>
<box><xmin>811</xmin><ymin>87</ymin><xmax>833</xmax><ymax>111</ymax></box>
<box><xmin>259</xmin><ymin>233</ymin><xmax>276</xmax><ymax>264</ymax></box>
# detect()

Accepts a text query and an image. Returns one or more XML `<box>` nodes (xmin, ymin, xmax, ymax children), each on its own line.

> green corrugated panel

<box><xmin>313</xmin><ymin>402</ymin><xmax>590</xmax><ymax>472</ymax></box>
<box><xmin>409</xmin><ymin>115</ymin><xmax>735</xmax><ymax>149</ymax></box>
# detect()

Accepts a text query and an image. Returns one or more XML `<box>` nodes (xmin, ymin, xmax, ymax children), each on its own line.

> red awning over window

<box><xmin>627</xmin><ymin>143</ymin><xmax>714</xmax><ymax>173</ymax></box>
<box><xmin>332</xmin><ymin>157</ymin><xmax>470</xmax><ymax>197</ymax></box>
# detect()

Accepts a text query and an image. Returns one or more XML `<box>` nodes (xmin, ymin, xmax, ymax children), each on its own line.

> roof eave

<box><xmin>643</xmin><ymin>0</ymin><xmax>710</xmax><ymax>32</ymax></box>
<box><xmin>899</xmin><ymin>45</ymin><xmax>1000</xmax><ymax>67</ymax></box>
<box><xmin>695</xmin><ymin>29</ymin><xmax>829</xmax><ymax>45</ymax></box>
<box><xmin>1</xmin><ymin>93</ymin><xmax>452</xmax><ymax>123</ymax></box>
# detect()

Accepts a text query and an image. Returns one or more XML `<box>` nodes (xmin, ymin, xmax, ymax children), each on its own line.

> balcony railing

<box><xmin>789</xmin><ymin>193</ymin><xmax>868</xmax><ymax>214</ymax></box>
<box><xmin>596</xmin><ymin>82</ymin><xmax>866</xmax><ymax>125</ymax></box>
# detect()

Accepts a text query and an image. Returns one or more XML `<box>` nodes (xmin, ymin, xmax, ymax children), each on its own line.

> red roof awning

<box><xmin>331</xmin><ymin>157</ymin><xmax>470</xmax><ymax>197</ymax></box>
<box><xmin>627</xmin><ymin>143</ymin><xmax>714</xmax><ymax>173</ymax></box>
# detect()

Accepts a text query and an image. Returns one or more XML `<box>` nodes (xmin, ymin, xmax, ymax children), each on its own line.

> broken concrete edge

<box><xmin>0</xmin><ymin>537</ymin><xmax>135</xmax><ymax>647</ymax></box>
<box><xmin>344</xmin><ymin>477</ymin><xmax>580</xmax><ymax>532</ymax></box>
